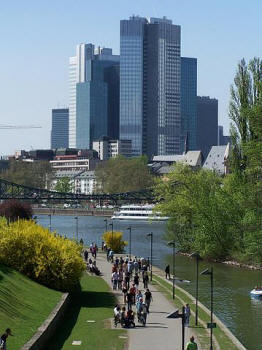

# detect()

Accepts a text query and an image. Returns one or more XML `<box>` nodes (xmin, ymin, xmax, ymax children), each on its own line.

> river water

<box><xmin>37</xmin><ymin>214</ymin><xmax>262</xmax><ymax>350</ymax></box>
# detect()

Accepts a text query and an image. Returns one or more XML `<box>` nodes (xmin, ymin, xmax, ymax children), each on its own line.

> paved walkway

<box><xmin>96</xmin><ymin>254</ymin><xmax>201</xmax><ymax>350</ymax></box>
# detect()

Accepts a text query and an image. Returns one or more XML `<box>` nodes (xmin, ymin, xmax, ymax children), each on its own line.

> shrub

<box><xmin>0</xmin><ymin>219</ymin><xmax>85</xmax><ymax>291</ymax></box>
<box><xmin>0</xmin><ymin>200</ymin><xmax>32</xmax><ymax>222</ymax></box>
<box><xmin>102</xmin><ymin>231</ymin><xmax>127</xmax><ymax>253</ymax></box>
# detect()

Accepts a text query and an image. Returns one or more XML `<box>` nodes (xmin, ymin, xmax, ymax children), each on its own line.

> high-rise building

<box><xmin>218</xmin><ymin>125</ymin><xmax>231</xmax><ymax>145</ymax></box>
<box><xmin>181</xmin><ymin>57</ymin><xmax>197</xmax><ymax>152</ymax></box>
<box><xmin>120</xmin><ymin>16</ymin><xmax>181</xmax><ymax>158</ymax></box>
<box><xmin>93</xmin><ymin>137</ymin><xmax>132</xmax><ymax>160</ymax></box>
<box><xmin>51</xmin><ymin>108</ymin><xmax>69</xmax><ymax>149</ymax></box>
<box><xmin>196</xmin><ymin>96</ymin><xmax>218</xmax><ymax>159</ymax></box>
<box><xmin>69</xmin><ymin>44</ymin><xmax>119</xmax><ymax>149</ymax></box>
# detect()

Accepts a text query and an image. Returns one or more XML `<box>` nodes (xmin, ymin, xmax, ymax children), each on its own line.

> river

<box><xmin>37</xmin><ymin>214</ymin><xmax>262</xmax><ymax>350</ymax></box>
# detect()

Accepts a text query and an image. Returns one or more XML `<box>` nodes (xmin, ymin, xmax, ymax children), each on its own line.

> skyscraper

<box><xmin>181</xmin><ymin>57</ymin><xmax>197</xmax><ymax>151</ymax></box>
<box><xmin>51</xmin><ymin>108</ymin><xmax>69</xmax><ymax>149</ymax></box>
<box><xmin>197</xmin><ymin>96</ymin><xmax>218</xmax><ymax>159</ymax></box>
<box><xmin>120</xmin><ymin>16</ymin><xmax>181</xmax><ymax>158</ymax></box>
<box><xmin>69</xmin><ymin>44</ymin><xmax>119</xmax><ymax>149</ymax></box>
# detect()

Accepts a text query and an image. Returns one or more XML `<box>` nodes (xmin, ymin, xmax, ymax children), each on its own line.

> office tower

<box><xmin>69</xmin><ymin>44</ymin><xmax>119</xmax><ymax>149</ymax></box>
<box><xmin>197</xmin><ymin>96</ymin><xmax>218</xmax><ymax>159</ymax></box>
<box><xmin>218</xmin><ymin>125</ymin><xmax>231</xmax><ymax>145</ymax></box>
<box><xmin>181</xmin><ymin>57</ymin><xmax>197</xmax><ymax>151</ymax></box>
<box><xmin>120</xmin><ymin>16</ymin><xmax>181</xmax><ymax>157</ymax></box>
<box><xmin>51</xmin><ymin>108</ymin><xmax>69</xmax><ymax>149</ymax></box>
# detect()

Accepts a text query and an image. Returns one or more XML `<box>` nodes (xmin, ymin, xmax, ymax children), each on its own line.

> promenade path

<box><xmin>96</xmin><ymin>254</ymin><xmax>201</xmax><ymax>350</ymax></box>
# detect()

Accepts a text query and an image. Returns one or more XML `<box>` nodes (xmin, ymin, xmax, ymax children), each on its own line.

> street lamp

<box><xmin>168</xmin><ymin>240</ymin><xmax>176</xmax><ymax>299</ymax></box>
<box><xmin>190</xmin><ymin>252</ymin><xmax>202</xmax><ymax>326</ymax></box>
<box><xmin>74</xmin><ymin>216</ymin><xmax>79</xmax><ymax>243</ymax></box>
<box><xmin>127</xmin><ymin>227</ymin><xmax>132</xmax><ymax>258</ymax></box>
<box><xmin>48</xmin><ymin>214</ymin><xmax>52</xmax><ymax>231</ymax></box>
<box><xmin>147</xmin><ymin>232</ymin><xmax>153</xmax><ymax>281</ymax></box>
<box><xmin>201</xmin><ymin>267</ymin><xmax>214</xmax><ymax>350</ymax></box>
<box><xmin>104</xmin><ymin>218</ymin><xmax>108</xmax><ymax>232</ymax></box>
<box><xmin>109</xmin><ymin>222</ymin><xmax>114</xmax><ymax>244</ymax></box>
<box><xmin>167</xmin><ymin>306</ymin><xmax>186</xmax><ymax>350</ymax></box>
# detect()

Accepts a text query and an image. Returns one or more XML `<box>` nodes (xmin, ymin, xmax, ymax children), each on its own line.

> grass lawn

<box><xmin>153</xmin><ymin>275</ymin><xmax>238</xmax><ymax>350</ymax></box>
<box><xmin>0</xmin><ymin>264</ymin><xmax>62</xmax><ymax>350</ymax></box>
<box><xmin>48</xmin><ymin>273</ymin><xmax>127</xmax><ymax>350</ymax></box>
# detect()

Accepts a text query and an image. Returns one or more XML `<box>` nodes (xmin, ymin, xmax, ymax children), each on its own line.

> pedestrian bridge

<box><xmin>0</xmin><ymin>178</ymin><xmax>154</xmax><ymax>203</ymax></box>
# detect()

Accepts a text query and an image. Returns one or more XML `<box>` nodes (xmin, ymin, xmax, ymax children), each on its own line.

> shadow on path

<box><xmin>48</xmin><ymin>288</ymin><xmax>115</xmax><ymax>350</ymax></box>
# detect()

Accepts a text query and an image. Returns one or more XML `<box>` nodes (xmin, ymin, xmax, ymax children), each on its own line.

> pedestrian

<box><xmin>84</xmin><ymin>249</ymin><xmax>88</xmax><ymax>262</ymax></box>
<box><xmin>124</xmin><ymin>271</ymin><xmax>130</xmax><ymax>289</ymax></box>
<box><xmin>79</xmin><ymin>238</ymin><xmax>84</xmax><ymax>245</ymax></box>
<box><xmin>144</xmin><ymin>288</ymin><xmax>153</xmax><ymax>313</ymax></box>
<box><xmin>0</xmin><ymin>328</ymin><xmax>13</xmax><ymax>350</ymax></box>
<box><xmin>134</xmin><ymin>273</ymin><xmax>139</xmax><ymax>289</ymax></box>
<box><xmin>186</xmin><ymin>336</ymin><xmax>198</xmax><ymax>350</ymax></box>
<box><xmin>143</xmin><ymin>271</ymin><xmax>149</xmax><ymax>289</ymax></box>
<box><xmin>126</xmin><ymin>290</ymin><xmax>133</xmax><ymax>310</ymax></box>
<box><xmin>118</xmin><ymin>269</ymin><xmax>123</xmax><ymax>290</ymax></box>
<box><xmin>112</xmin><ymin>271</ymin><xmax>118</xmax><ymax>290</ymax></box>
<box><xmin>122</xmin><ymin>282</ymin><xmax>128</xmax><ymax>304</ymax></box>
<box><xmin>102</xmin><ymin>241</ymin><xmax>105</xmax><ymax>251</ymax></box>
<box><xmin>184</xmin><ymin>303</ymin><xmax>191</xmax><ymax>327</ymax></box>
<box><xmin>165</xmin><ymin>265</ymin><xmax>170</xmax><ymax>279</ymax></box>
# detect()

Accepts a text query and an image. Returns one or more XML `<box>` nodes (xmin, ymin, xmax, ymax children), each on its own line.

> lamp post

<box><xmin>74</xmin><ymin>216</ymin><xmax>79</xmax><ymax>243</ymax></box>
<box><xmin>190</xmin><ymin>252</ymin><xmax>201</xmax><ymax>326</ymax></box>
<box><xmin>166</xmin><ymin>306</ymin><xmax>186</xmax><ymax>350</ymax></box>
<box><xmin>127</xmin><ymin>227</ymin><xmax>132</xmax><ymax>258</ymax></box>
<box><xmin>147</xmin><ymin>232</ymin><xmax>153</xmax><ymax>281</ymax></box>
<box><xmin>104</xmin><ymin>218</ymin><xmax>108</xmax><ymax>232</ymax></box>
<box><xmin>109</xmin><ymin>222</ymin><xmax>114</xmax><ymax>244</ymax></box>
<box><xmin>168</xmin><ymin>240</ymin><xmax>176</xmax><ymax>299</ymax></box>
<box><xmin>201</xmin><ymin>267</ymin><xmax>214</xmax><ymax>350</ymax></box>
<box><xmin>48</xmin><ymin>214</ymin><xmax>52</xmax><ymax>231</ymax></box>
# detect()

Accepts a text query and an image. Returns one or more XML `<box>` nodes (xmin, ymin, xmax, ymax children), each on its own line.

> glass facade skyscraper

<box><xmin>69</xmin><ymin>44</ymin><xmax>119</xmax><ymax>149</ymax></box>
<box><xmin>181</xmin><ymin>57</ymin><xmax>197</xmax><ymax>151</ymax></box>
<box><xmin>120</xmin><ymin>16</ymin><xmax>181</xmax><ymax>157</ymax></box>
<box><xmin>51</xmin><ymin>108</ymin><xmax>69</xmax><ymax>149</ymax></box>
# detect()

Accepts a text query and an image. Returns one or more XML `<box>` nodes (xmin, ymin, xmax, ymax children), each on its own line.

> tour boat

<box><xmin>250</xmin><ymin>287</ymin><xmax>262</xmax><ymax>298</ymax></box>
<box><xmin>111</xmin><ymin>204</ymin><xmax>169</xmax><ymax>221</ymax></box>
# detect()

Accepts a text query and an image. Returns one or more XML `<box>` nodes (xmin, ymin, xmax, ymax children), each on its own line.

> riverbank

<box><xmin>180</xmin><ymin>252</ymin><xmax>262</xmax><ymax>271</ymax></box>
<box><xmin>33</xmin><ymin>208</ymin><xmax>113</xmax><ymax>217</ymax></box>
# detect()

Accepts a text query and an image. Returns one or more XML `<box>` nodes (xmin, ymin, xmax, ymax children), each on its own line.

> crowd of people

<box><xmin>83</xmin><ymin>243</ymin><xmax>100</xmax><ymax>275</ymax></box>
<box><xmin>108</xmin><ymin>252</ymin><xmax>153</xmax><ymax>327</ymax></box>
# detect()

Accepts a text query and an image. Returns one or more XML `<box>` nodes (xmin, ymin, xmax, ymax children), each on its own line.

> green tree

<box><xmin>95</xmin><ymin>155</ymin><xmax>154</xmax><ymax>193</ymax></box>
<box><xmin>0</xmin><ymin>160</ymin><xmax>53</xmax><ymax>189</ymax></box>
<box><xmin>155</xmin><ymin>164</ymin><xmax>242</xmax><ymax>260</ymax></box>
<box><xmin>54</xmin><ymin>177</ymin><xmax>73</xmax><ymax>193</ymax></box>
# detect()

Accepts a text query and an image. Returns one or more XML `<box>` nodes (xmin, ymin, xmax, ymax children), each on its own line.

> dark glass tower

<box><xmin>197</xmin><ymin>96</ymin><xmax>218</xmax><ymax>159</ymax></box>
<box><xmin>181</xmin><ymin>57</ymin><xmax>197</xmax><ymax>151</ymax></box>
<box><xmin>120</xmin><ymin>16</ymin><xmax>181</xmax><ymax>158</ymax></box>
<box><xmin>51</xmin><ymin>108</ymin><xmax>69</xmax><ymax>149</ymax></box>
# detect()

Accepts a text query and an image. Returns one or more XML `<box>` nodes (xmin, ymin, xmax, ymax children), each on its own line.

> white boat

<box><xmin>111</xmin><ymin>204</ymin><xmax>169</xmax><ymax>221</ymax></box>
<box><xmin>250</xmin><ymin>288</ymin><xmax>262</xmax><ymax>298</ymax></box>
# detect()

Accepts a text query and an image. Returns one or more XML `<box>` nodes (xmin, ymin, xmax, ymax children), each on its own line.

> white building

<box><xmin>50</xmin><ymin>155</ymin><xmax>99</xmax><ymax>174</ymax></box>
<box><xmin>203</xmin><ymin>144</ymin><xmax>230</xmax><ymax>175</ymax></box>
<box><xmin>92</xmin><ymin>139</ymin><xmax>132</xmax><ymax>160</ymax></box>
<box><xmin>52</xmin><ymin>170</ymin><xmax>98</xmax><ymax>195</ymax></box>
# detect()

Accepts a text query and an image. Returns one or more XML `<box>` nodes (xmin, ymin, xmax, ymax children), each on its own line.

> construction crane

<box><xmin>0</xmin><ymin>124</ymin><xmax>42</xmax><ymax>129</ymax></box>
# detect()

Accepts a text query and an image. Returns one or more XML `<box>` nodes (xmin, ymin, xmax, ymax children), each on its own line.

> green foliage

<box><xmin>54</xmin><ymin>177</ymin><xmax>73</xmax><ymax>193</ymax></box>
<box><xmin>0</xmin><ymin>159</ymin><xmax>53</xmax><ymax>189</ymax></box>
<box><xmin>95</xmin><ymin>155</ymin><xmax>154</xmax><ymax>193</ymax></box>
<box><xmin>102</xmin><ymin>231</ymin><xmax>127</xmax><ymax>253</ymax></box>
<box><xmin>155</xmin><ymin>164</ymin><xmax>255</xmax><ymax>261</ymax></box>
<box><xmin>0</xmin><ymin>219</ymin><xmax>85</xmax><ymax>291</ymax></box>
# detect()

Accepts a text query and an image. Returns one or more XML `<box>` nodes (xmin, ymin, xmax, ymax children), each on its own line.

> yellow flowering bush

<box><xmin>0</xmin><ymin>218</ymin><xmax>85</xmax><ymax>291</ymax></box>
<box><xmin>102</xmin><ymin>231</ymin><xmax>127</xmax><ymax>253</ymax></box>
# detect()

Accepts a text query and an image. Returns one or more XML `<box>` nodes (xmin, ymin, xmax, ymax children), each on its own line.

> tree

<box><xmin>229</xmin><ymin>57</ymin><xmax>262</xmax><ymax>172</ymax></box>
<box><xmin>54</xmin><ymin>177</ymin><xmax>73</xmax><ymax>193</ymax></box>
<box><xmin>0</xmin><ymin>200</ymin><xmax>33</xmax><ymax>222</ymax></box>
<box><xmin>155</xmin><ymin>164</ymin><xmax>242</xmax><ymax>260</ymax></box>
<box><xmin>95</xmin><ymin>155</ymin><xmax>154</xmax><ymax>193</ymax></box>
<box><xmin>0</xmin><ymin>160</ymin><xmax>53</xmax><ymax>189</ymax></box>
<box><xmin>102</xmin><ymin>231</ymin><xmax>127</xmax><ymax>253</ymax></box>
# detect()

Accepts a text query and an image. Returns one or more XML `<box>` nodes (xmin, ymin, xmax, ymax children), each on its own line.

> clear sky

<box><xmin>0</xmin><ymin>0</ymin><xmax>261</xmax><ymax>155</ymax></box>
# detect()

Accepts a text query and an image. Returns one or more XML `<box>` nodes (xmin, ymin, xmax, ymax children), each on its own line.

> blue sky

<box><xmin>0</xmin><ymin>0</ymin><xmax>261</xmax><ymax>155</ymax></box>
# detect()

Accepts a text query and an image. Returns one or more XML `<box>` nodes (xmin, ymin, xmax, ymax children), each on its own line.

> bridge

<box><xmin>0</xmin><ymin>178</ymin><xmax>154</xmax><ymax>203</ymax></box>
